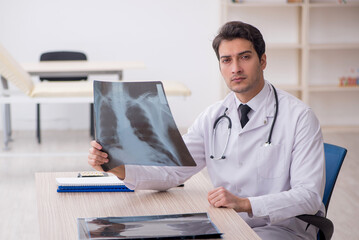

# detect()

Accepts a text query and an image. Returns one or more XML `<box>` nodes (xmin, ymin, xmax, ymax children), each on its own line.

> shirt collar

<box><xmin>233</xmin><ymin>81</ymin><xmax>270</xmax><ymax>113</ymax></box>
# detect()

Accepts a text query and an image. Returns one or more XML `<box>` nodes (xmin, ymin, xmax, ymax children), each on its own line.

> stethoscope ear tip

<box><xmin>210</xmin><ymin>155</ymin><xmax>214</xmax><ymax>159</ymax></box>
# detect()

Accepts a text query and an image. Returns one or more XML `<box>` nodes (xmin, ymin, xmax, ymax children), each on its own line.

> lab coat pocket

<box><xmin>256</xmin><ymin>144</ymin><xmax>285</xmax><ymax>179</ymax></box>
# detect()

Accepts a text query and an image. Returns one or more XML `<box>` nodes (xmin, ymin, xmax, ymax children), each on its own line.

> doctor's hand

<box><xmin>88</xmin><ymin>141</ymin><xmax>126</xmax><ymax>180</ymax></box>
<box><xmin>207</xmin><ymin>187</ymin><xmax>252</xmax><ymax>214</ymax></box>
<box><xmin>88</xmin><ymin>140</ymin><xmax>108</xmax><ymax>172</ymax></box>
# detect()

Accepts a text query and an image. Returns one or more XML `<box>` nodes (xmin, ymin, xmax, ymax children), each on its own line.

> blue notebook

<box><xmin>56</xmin><ymin>175</ymin><xmax>134</xmax><ymax>193</ymax></box>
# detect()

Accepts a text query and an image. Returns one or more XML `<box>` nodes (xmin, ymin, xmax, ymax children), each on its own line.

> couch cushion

<box><xmin>31</xmin><ymin>81</ymin><xmax>93</xmax><ymax>97</ymax></box>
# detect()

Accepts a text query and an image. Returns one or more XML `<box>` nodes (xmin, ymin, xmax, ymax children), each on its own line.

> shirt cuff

<box><xmin>122</xmin><ymin>165</ymin><xmax>138</xmax><ymax>190</ymax></box>
<box><xmin>248</xmin><ymin>196</ymin><xmax>269</xmax><ymax>218</ymax></box>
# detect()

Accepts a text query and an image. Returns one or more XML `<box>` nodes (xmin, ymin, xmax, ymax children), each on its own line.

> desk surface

<box><xmin>20</xmin><ymin>61</ymin><xmax>191</xmax><ymax>96</ymax></box>
<box><xmin>35</xmin><ymin>171</ymin><xmax>260</xmax><ymax>240</ymax></box>
<box><xmin>22</xmin><ymin>61</ymin><xmax>145</xmax><ymax>76</ymax></box>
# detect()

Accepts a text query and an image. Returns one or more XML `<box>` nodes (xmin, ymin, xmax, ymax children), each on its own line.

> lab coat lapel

<box><xmin>240</xmin><ymin>109</ymin><xmax>268</xmax><ymax>134</ymax></box>
<box><xmin>240</xmin><ymin>86</ymin><xmax>276</xmax><ymax>134</ymax></box>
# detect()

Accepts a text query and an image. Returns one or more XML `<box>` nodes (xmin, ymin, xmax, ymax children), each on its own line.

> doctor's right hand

<box><xmin>88</xmin><ymin>140</ymin><xmax>109</xmax><ymax>172</ymax></box>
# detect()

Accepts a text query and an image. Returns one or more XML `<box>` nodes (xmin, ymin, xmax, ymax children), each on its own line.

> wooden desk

<box><xmin>22</xmin><ymin>61</ymin><xmax>146</xmax><ymax>80</ymax></box>
<box><xmin>35</xmin><ymin>171</ymin><xmax>260</xmax><ymax>240</ymax></box>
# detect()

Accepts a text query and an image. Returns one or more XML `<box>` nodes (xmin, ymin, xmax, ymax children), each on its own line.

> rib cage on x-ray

<box><xmin>93</xmin><ymin>81</ymin><xmax>196</xmax><ymax>171</ymax></box>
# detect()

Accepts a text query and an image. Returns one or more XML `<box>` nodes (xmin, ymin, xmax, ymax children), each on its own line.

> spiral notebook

<box><xmin>56</xmin><ymin>176</ymin><xmax>134</xmax><ymax>192</ymax></box>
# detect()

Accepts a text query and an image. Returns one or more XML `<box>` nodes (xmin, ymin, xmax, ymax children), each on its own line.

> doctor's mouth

<box><xmin>231</xmin><ymin>75</ymin><xmax>247</xmax><ymax>82</ymax></box>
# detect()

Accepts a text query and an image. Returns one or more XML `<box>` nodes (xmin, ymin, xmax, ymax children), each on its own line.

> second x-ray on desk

<box><xmin>77</xmin><ymin>212</ymin><xmax>222</xmax><ymax>239</ymax></box>
<box><xmin>93</xmin><ymin>80</ymin><xmax>196</xmax><ymax>171</ymax></box>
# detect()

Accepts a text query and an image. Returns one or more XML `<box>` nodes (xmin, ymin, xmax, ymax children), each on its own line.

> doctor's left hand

<box><xmin>207</xmin><ymin>187</ymin><xmax>252</xmax><ymax>214</ymax></box>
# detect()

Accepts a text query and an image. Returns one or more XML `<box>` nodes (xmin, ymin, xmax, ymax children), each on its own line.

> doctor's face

<box><xmin>218</xmin><ymin>38</ymin><xmax>266</xmax><ymax>103</ymax></box>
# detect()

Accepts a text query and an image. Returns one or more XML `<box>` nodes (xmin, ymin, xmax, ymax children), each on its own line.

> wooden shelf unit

<box><xmin>309</xmin><ymin>85</ymin><xmax>359</xmax><ymax>92</ymax></box>
<box><xmin>309</xmin><ymin>1</ymin><xmax>359</xmax><ymax>8</ymax></box>
<box><xmin>220</xmin><ymin>0</ymin><xmax>359</xmax><ymax>131</ymax></box>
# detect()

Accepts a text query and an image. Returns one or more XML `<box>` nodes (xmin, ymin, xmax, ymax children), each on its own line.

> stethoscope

<box><xmin>210</xmin><ymin>84</ymin><xmax>279</xmax><ymax>160</ymax></box>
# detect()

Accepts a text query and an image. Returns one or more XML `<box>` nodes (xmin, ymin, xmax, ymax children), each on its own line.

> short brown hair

<box><xmin>212</xmin><ymin>21</ymin><xmax>266</xmax><ymax>60</ymax></box>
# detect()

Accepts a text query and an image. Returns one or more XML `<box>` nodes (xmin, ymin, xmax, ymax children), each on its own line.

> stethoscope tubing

<box><xmin>266</xmin><ymin>84</ymin><xmax>278</xmax><ymax>145</ymax></box>
<box><xmin>210</xmin><ymin>108</ymin><xmax>232</xmax><ymax>160</ymax></box>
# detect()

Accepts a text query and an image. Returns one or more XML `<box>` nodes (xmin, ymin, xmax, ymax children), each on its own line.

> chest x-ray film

<box><xmin>77</xmin><ymin>213</ymin><xmax>222</xmax><ymax>239</ymax></box>
<box><xmin>93</xmin><ymin>80</ymin><xmax>196</xmax><ymax>171</ymax></box>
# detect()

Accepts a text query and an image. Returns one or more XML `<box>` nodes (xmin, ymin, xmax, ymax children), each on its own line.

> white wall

<box><xmin>0</xmin><ymin>0</ymin><xmax>222</xmax><ymax>131</ymax></box>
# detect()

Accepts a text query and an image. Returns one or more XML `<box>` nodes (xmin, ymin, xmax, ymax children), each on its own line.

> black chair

<box><xmin>37</xmin><ymin>51</ymin><xmax>94</xmax><ymax>143</ymax></box>
<box><xmin>296</xmin><ymin>143</ymin><xmax>347</xmax><ymax>240</ymax></box>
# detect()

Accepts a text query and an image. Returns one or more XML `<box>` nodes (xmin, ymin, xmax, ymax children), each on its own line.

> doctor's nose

<box><xmin>231</xmin><ymin>61</ymin><xmax>243</xmax><ymax>74</ymax></box>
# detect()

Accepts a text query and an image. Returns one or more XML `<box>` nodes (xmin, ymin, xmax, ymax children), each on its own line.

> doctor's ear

<box><xmin>260</xmin><ymin>54</ymin><xmax>267</xmax><ymax>70</ymax></box>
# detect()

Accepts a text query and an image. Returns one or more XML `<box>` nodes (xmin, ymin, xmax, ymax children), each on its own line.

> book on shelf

<box><xmin>231</xmin><ymin>0</ymin><xmax>301</xmax><ymax>3</ymax></box>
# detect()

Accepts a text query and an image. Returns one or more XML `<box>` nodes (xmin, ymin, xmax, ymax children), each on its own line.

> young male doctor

<box><xmin>88</xmin><ymin>21</ymin><xmax>325</xmax><ymax>239</ymax></box>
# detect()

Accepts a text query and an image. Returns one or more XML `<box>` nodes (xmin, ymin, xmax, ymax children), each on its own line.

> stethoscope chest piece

<box><xmin>263</xmin><ymin>142</ymin><xmax>271</xmax><ymax>147</ymax></box>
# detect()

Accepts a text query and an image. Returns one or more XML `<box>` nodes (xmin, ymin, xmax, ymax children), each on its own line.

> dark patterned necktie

<box><xmin>239</xmin><ymin>104</ymin><xmax>251</xmax><ymax>128</ymax></box>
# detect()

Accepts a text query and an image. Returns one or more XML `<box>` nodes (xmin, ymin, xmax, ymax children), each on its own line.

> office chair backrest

<box><xmin>323</xmin><ymin>143</ymin><xmax>347</xmax><ymax>212</ymax></box>
<box><xmin>40</xmin><ymin>51</ymin><xmax>88</xmax><ymax>81</ymax></box>
<box><xmin>0</xmin><ymin>43</ymin><xmax>34</xmax><ymax>96</ymax></box>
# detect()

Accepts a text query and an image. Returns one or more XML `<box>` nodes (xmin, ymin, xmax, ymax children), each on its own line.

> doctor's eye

<box><xmin>221</xmin><ymin>58</ymin><xmax>231</xmax><ymax>64</ymax></box>
<box><xmin>241</xmin><ymin>55</ymin><xmax>251</xmax><ymax>61</ymax></box>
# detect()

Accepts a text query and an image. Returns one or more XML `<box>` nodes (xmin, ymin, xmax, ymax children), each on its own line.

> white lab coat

<box><xmin>124</xmin><ymin>81</ymin><xmax>325</xmax><ymax>239</ymax></box>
